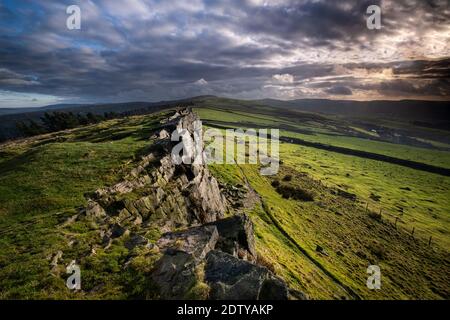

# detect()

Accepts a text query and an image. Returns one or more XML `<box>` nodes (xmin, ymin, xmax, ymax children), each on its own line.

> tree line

<box><xmin>14</xmin><ymin>101</ymin><xmax>194</xmax><ymax>138</ymax></box>
<box><xmin>15</xmin><ymin>111</ymin><xmax>119</xmax><ymax>137</ymax></box>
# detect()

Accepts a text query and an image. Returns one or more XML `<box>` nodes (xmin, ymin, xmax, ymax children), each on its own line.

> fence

<box><xmin>363</xmin><ymin>201</ymin><xmax>436</xmax><ymax>247</ymax></box>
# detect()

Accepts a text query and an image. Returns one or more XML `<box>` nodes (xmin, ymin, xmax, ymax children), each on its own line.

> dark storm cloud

<box><xmin>0</xmin><ymin>0</ymin><xmax>449</xmax><ymax>107</ymax></box>
<box><xmin>392</xmin><ymin>59</ymin><xmax>450</xmax><ymax>80</ymax></box>
<box><xmin>242</xmin><ymin>0</ymin><xmax>383</xmax><ymax>45</ymax></box>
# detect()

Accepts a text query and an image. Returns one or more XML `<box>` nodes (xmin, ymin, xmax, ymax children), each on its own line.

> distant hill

<box><xmin>0</xmin><ymin>104</ymin><xmax>86</xmax><ymax>116</ymax></box>
<box><xmin>1</xmin><ymin>96</ymin><xmax>449</xmax><ymax>141</ymax></box>
<box><xmin>257</xmin><ymin>98</ymin><xmax>450</xmax><ymax>121</ymax></box>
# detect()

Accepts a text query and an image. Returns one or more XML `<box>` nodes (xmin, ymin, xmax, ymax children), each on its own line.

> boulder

<box><xmin>204</xmin><ymin>250</ymin><xmax>288</xmax><ymax>300</ymax></box>
<box><xmin>259</xmin><ymin>277</ymin><xmax>289</xmax><ymax>300</ymax></box>
<box><xmin>151</xmin><ymin>249</ymin><xmax>197</xmax><ymax>299</ymax></box>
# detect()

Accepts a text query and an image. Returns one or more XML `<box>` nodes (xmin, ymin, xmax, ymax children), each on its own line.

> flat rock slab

<box><xmin>157</xmin><ymin>225</ymin><xmax>219</xmax><ymax>260</ymax></box>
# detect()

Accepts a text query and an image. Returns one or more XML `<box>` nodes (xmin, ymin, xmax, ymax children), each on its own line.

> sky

<box><xmin>0</xmin><ymin>0</ymin><xmax>449</xmax><ymax>108</ymax></box>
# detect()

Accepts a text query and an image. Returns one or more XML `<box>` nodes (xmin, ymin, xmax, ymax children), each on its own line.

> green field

<box><xmin>0</xmin><ymin>113</ymin><xmax>168</xmax><ymax>298</ymax></box>
<box><xmin>1</xmin><ymin>105</ymin><xmax>449</xmax><ymax>299</ymax></box>
<box><xmin>199</xmin><ymin>105</ymin><xmax>450</xmax><ymax>299</ymax></box>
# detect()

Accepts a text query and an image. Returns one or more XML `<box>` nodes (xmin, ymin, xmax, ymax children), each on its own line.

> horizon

<box><xmin>2</xmin><ymin>94</ymin><xmax>450</xmax><ymax>110</ymax></box>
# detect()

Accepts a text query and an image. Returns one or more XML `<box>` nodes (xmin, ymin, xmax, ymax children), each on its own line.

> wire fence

<box><xmin>362</xmin><ymin>201</ymin><xmax>436</xmax><ymax>247</ymax></box>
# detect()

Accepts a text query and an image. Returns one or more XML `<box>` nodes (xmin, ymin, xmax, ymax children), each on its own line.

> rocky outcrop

<box><xmin>151</xmin><ymin>214</ymin><xmax>287</xmax><ymax>300</ymax></box>
<box><xmin>74</xmin><ymin>108</ymin><xmax>289</xmax><ymax>300</ymax></box>
<box><xmin>79</xmin><ymin>109</ymin><xmax>227</xmax><ymax>238</ymax></box>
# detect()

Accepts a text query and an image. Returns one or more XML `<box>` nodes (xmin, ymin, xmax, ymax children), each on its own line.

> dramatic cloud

<box><xmin>0</xmin><ymin>0</ymin><xmax>449</xmax><ymax>107</ymax></box>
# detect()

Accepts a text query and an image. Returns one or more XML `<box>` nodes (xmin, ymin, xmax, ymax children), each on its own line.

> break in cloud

<box><xmin>0</xmin><ymin>0</ymin><xmax>449</xmax><ymax>107</ymax></box>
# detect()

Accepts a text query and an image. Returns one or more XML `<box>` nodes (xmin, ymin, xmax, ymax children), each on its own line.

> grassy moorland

<box><xmin>209</xmin><ymin>161</ymin><xmax>449</xmax><ymax>299</ymax></box>
<box><xmin>0</xmin><ymin>104</ymin><xmax>449</xmax><ymax>299</ymax></box>
<box><xmin>195</xmin><ymin>107</ymin><xmax>450</xmax><ymax>169</ymax></box>
<box><xmin>199</xmin><ymin>106</ymin><xmax>450</xmax><ymax>299</ymax></box>
<box><xmin>0</xmin><ymin>113</ymin><xmax>169</xmax><ymax>299</ymax></box>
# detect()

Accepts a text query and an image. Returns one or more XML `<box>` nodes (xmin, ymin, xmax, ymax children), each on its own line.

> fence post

<box><xmin>411</xmin><ymin>227</ymin><xmax>415</xmax><ymax>238</ymax></box>
<box><xmin>365</xmin><ymin>202</ymin><xmax>368</xmax><ymax>213</ymax></box>
<box><xmin>428</xmin><ymin>236</ymin><xmax>432</xmax><ymax>246</ymax></box>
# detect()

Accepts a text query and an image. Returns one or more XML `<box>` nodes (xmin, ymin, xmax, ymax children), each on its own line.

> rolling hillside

<box><xmin>1</xmin><ymin>104</ymin><xmax>449</xmax><ymax>299</ymax></box>
<box><xmin>1</xmin><ymin>96</ymin><xmax>449</xmax><ymax>142</ymax></box>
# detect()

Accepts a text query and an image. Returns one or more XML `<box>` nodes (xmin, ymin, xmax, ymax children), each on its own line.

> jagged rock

<box><xmin>116</xmin><ymin>208</ymin><xmax>132</xmax><ymax>222</ymax></box>
<box><xmin>130</xmin><ymin>166</ymin><xmax>143</xmax><ymax>178</ymax></box>
<box><xmin>205</xmin><ymin>214</ymin><xmax>257</xmax><ymax>262</ymax></box>
<box><xmin>86</xmin><ymin>109</ymin><xmax>227</xmax><ymax>228</ymax></box>
<box><xmin>122</xmin><ymin>199</ymin><xmax>139</xmax><ymax>216</ymax></box>
<box><xmin>189</xmin><ymin>165</ymin><xmax>226</xmax><ymax>223</ymax></box>
<box><xmin>157</xmin><ymin>225</ymin><xmax>219</xmax><ymax>260</ymax></box>
<box><xmin>204</xmin><ymin>250</ymin><xmax>288</xmax><ymax>300</ymax></box>
<box><xmin>155</xmin><ymin>187</ymin><xmax>166</xmax><ymax>202</ymax></box>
